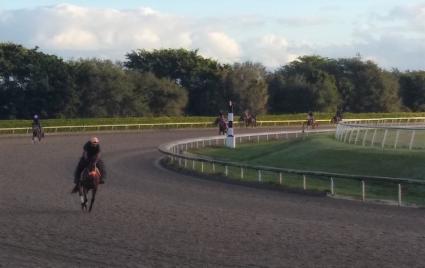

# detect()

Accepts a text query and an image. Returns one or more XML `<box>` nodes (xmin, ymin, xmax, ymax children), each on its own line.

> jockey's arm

<box><xmin>97</xmin><ymin>159</ymin><xmax>106</xmax><ymax>180</ymax></box>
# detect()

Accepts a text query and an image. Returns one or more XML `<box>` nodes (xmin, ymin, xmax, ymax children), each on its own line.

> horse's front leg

<box><xmin>89</xmin><ymin>188</ymin><xmax>97</xmax><ymax>212</ymax></box>
<box><xmin>79</xmin><ymin>186</ymin><xmax>87</xmax><ymax>211</ymax></box>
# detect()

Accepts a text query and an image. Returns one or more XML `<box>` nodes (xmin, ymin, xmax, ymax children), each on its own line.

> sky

<box><xmin>1</xmin><ymin>0</ymin><xmax>425</xmax><ymax>70</ymax></box>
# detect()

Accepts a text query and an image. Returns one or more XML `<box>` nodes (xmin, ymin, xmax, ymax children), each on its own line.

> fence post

<box><xmin>330</xmin><ymin>177</ymin><xmax>334</xmax><ymax>195</ymax></box>
<box><xmin>303</xmin><ymin>175</ymin><xmax>306</xmax><ymax>190</ymax></box>
<box><xmin>240</xmin><ymin>167</ymin><xmax>244</xmax><ymax>179</ymax></box>
<box><xmin>225</xmin><ymin>165</ymin><xmax>228</xmax><ymax>176</ymax></box>
<box><xmin>362</xmin><ymin>129</ymin><xmax>368</xmax><ymax>146</ymax></box>
<box><xmin>362</xmin><ymin>180</ymin><xmax>366</xmax><ymax>201</ymax></box>
<box><xmin>398</xmin><ymin>184</ymin><xmax>402</xmax><ymax>206</ymax></box>
<box><xmin>371</xmin><ymin>129</ymin><xmax>377</xmax><ymax>146</ymax></box>
<box><xmin>381</xmin><ymin>129</ymin><xmax>388</xmax><ymax>149</ymax></box>
<box><xmin>201</xmin><ymin>162</ymin><xmax>204</xmax><ymax>173</ymax></box>
<box><xmin>409</xmin><ymin>130</ymin><xmax>415</xmax><ymax>150</ymax></box>
<box><xmin>348</xmin><ymin>129</ymin><xmax>354</xmax><ymax>144</ymax></box>
<box><xmin>354</xmin><ymin>128</ymin><xmax>360</xmax><ymax>144</ymax></box>
<box><xmin>258</xmin><ymin>170</ymin><xmax>262</xmax><ymax>182</ymax></box>
<box><xmin>192</xmin><ymin>160</ymin><xmax>195</xmax><ymax>170</ymax></box>
<box><xmin>343</xmin><ymin>127</ymin><xmax>350</xmax><ymax>143</ymax></box>
<box><xmin>279</xmin><ymin>172</ymin><xmax>283</xmax><ymax>185</ymax></box>
<box><xmin>394</xmin><ymin>130</ymin><xmax>400</xmax><ymax>149</ymax></box>
<box><xmin>212</xmin><ymin>163</ymin><xmax>215</xmax><ymax>173</ymax></box>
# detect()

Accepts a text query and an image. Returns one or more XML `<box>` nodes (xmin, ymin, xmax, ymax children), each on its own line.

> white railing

<box><xmin>3</xmin><ymin>117</ymin><xmax>425</xmax><ymax>135</ymax></box>
<box><xmin>159</xmin><ymin>129</ymin><xmax>425</xmax><ymax>207</ymax></box>
<box><xmin>336</xmin><ymin>118</ymin><xmax>425</xmax><ymax>150</ymax></box>
<box><xmin>0</xmin><ymin>119</ymin><xmax>333</xmax><ymax>135</ymax></box>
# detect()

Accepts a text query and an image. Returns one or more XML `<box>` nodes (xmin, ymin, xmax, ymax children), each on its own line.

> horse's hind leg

<box><xmin>89</xmin><ymin>189</ymin><xmax>96</xmax><ymax>212</ymax></box>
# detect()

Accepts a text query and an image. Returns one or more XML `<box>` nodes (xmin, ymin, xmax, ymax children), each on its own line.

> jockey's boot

<box><xmin>71</xmin><ymin>183</ymin><xmax>79</xmax><ymax>194</ymax></box>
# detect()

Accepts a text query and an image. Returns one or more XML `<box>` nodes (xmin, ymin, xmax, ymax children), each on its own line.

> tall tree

<box><xmin>269</xmin><ymin>56</ymin><xmax>340</xmax><ymax>113</ymax></box>
<box><xmin>399</xmin><ymin>71</ymin><xmax>425</xmax><ymax>111</ymax></box>
<box><xmin>125</xmin><ymin>48</ymin><xmax>227</xmax><ymax>115</ymax></box>
<box><xmin>0</xmin><ymin>43</ymin><xmax>76</xmax><ymax>119</ymax></box>
<box><xmin>325</xmin><ymin>57</ymin><xmax>401</xmax><ymax>112</ymax></box>
<box><xmin>70</xmin><ymin>59</ymin><xmax>133</xmax><ymax>117</ymax></box>
<box><xmin>224</xmin><ymin>62</ymin><xmax>269</xmax><ymax>115</ymax></box>
<box><xmin>127</xmin><ymin>71</ymin><xmax>188</xmax><ymax>116</ymax></box>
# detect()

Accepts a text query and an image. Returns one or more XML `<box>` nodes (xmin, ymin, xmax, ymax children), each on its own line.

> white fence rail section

<box><xmin>0</xmin><ymin>119</ymin><xmax>333</xmax><ymax>135</ymax></box>
<box><xmin>159</xmin><ymin>129</ymin><xmax>425</xmax><ymax>207</ymax></box>
<box><xmin>336</xmin><ymin>117</ymin><xmax>425</xmax><ymax>150</ymax></box>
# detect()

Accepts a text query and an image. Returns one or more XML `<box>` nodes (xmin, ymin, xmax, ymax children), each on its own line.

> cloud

<box><xmin>0</xmin><ymin>3</ymin><xmax>424</xmax><ymax>70</ymax></box>
<box><xmin>192</xmin><ymin>32</ymin><xmax>241</xmax><ymax>62</ymax></box>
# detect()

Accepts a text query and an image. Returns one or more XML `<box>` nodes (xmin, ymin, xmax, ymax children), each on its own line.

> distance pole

<box><xmin>226</xmin><ymin>100</ymin><xmax>236</xmax><ymax>148</ymax></box>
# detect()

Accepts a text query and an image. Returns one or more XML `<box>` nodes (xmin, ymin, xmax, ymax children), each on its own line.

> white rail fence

<box><xmin>336</xmin><ymin>117</ymin><xmax>425</xmax><ymax>150</ymax></box>
<box><xmin>0</xmin><ymin>119</ymin><xmax>333</xmax><ymax>135</ymax></box>
<box><xmin>159</xmin><ymin>129</ymin><xmax>425</xmax><ymax>207</ymax></box>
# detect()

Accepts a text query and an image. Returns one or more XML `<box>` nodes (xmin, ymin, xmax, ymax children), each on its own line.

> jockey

<box><xmin>307</xmin><ymin>111</ymin><xmax>314</xmax><ymax>125</ymax></box>
<box><xmin>32</xmin><ymin>114</ymin><xmax>41</xmax><ymax>129</ymax></box>
<box><xmin>71</xmin><ymin>137</ymin><xmax>106</xmax><ymax>193</ymax></box>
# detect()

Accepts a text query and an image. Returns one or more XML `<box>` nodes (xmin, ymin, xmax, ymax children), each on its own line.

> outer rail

<box><xmin>0</xmin><ymin>119</ymin><xmax>333</xmax><ymax>134</ymax></box>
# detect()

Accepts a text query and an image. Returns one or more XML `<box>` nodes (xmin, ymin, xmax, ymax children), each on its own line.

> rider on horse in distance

<box><xmin>71</xmin><ymin>137</ymin><xmax>106</xmax><ymax>193</ymax></box>
<box><xmin>214</xmin><ymin>111</ymin><xmax>227</xmax><ymax>135</ymax></box>
<box><xmin>307</xmin><ymin>111</ymin><xmax>315</xmax><ymax>126</ymax></box>
<box><xmin>31</xmin><ymin>114</ymin><xmax>44</xmax><ymax>142</ymax></box>
<box><xmin>32</xmin><ymin>114</ymin><xmax>41</xmax><ymax>129</ymax></box>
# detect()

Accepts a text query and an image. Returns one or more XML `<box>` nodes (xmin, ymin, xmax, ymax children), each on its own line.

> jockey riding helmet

<box><xmin>90</xmin><ymin>137</ymin><xmax>99</xmax><ymax>145</ymax></box>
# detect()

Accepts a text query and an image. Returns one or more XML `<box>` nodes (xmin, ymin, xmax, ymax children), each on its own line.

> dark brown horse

<box><xmin>302</xmin><ymin>118</ymin><xmax>319</xmax><ymax>132</ymax></box>
<box><xmin>78</xmin><ymin>160</ymin><xmax>101</xmax><ymax>212</ymax></box>
<box><xmin>32</xmin><ymin>125</ymin><xmax>44</xmax><ymax>143</ymax></box>
<box><xmin>239</xmin><ymin>113</ymin><xmax>256</xmax><ymax>127</ymax></box>
<box><xmin>214</xmin><ymin>117</ymin><xmax>227</xmax><ymax>135</ymax></box>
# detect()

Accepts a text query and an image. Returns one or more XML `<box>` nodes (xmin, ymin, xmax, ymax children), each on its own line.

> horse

<box><xmin>32</xmin><ymin>125</ymin><xmax>44</xmax><ymax>143</ymax></box>
<box><xmin>239</xmin><ymin>113</ymin><xmax>257</xmax><ymax>127</ymax></box>
<box><xmin>331</xmin><ymin>113</ymin><xmax>343</xmax><ymax>124</ymax></box>
<box><xmin>302</xmin><ymin>118</ymin><xmax>319</xmax><ymax>132</ymax></box>
<box><xmin>78</xmin><ymin>160</ymin><xmax>101</xmax><ymax>212</ymax></box>
<box><xmin>214</xmin><ymin>117</ymin><xmax>228</xmax><ymax>135</ymax></box>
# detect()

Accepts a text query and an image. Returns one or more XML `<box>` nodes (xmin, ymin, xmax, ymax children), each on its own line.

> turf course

<box><xmin>186</xmin><ymin>134</ymin><xmax>425</xmax><ymax>205</ymax></box>
<box><xmin>192</xmin><ymin>134</ymin><xmax>425</xmax><ymax>180</ymax></box>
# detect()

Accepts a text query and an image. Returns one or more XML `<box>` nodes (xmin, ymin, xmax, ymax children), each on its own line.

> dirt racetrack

<box><xmin>1</xmin><ymin>128</ymin><xmax>424</xmax><ymax>267</ymax></box>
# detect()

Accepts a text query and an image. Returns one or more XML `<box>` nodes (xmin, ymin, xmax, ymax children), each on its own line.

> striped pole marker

<box><xmin>226</xmin><ymin>100</ymin><xmax>236</xmax><ymax>148</ymax></box>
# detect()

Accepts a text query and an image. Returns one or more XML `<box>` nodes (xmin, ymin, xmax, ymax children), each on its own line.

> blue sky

<box><xmin>1</xmin><ymin>1</ymin><xmax>425</xmax><ymax>70</ymax></box>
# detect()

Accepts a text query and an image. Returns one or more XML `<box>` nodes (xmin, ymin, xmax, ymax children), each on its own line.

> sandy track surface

<box><xmin>1</xmin><ymin>128</ymin><xmax>424</xmax><ymax>268</ymax></box>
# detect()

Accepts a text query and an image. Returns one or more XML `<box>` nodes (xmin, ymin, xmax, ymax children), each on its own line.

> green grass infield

<box><xmin>186</xmin><ymin>134</ymin><xmax>425</xmax><ymax>206</ymax></box>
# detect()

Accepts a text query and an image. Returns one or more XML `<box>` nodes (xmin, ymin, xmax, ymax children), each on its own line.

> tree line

<box><xmin>1</xmin><ymin>42</ymin><xmax>424</xmax><ymax>119</ymax></box>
